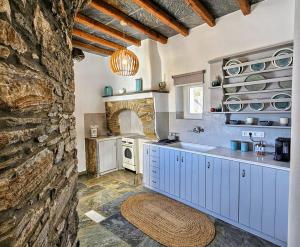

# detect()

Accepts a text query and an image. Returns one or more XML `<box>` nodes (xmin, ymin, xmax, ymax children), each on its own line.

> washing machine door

<box><xmin>123</xmin><ymin>146</ymin><xmax>134</xmax><ymax>164</ymax></box>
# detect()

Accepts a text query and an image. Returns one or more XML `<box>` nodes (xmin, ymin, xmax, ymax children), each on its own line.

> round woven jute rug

<box><xmin>121</xmin><ymin>192</ymin><xmax>215</xmax><ymax>247</ymax></box>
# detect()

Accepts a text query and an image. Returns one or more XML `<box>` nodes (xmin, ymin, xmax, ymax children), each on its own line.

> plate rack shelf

<box><xmin>208</xmin><ymin>42</ymin><xmax>293</xmax><ymax>129</ymax></box>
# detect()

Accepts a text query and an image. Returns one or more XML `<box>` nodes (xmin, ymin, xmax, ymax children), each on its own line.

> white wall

<box><xmin>74</xmin><ymin>52</ymin><xmax>107</xmax><ymax>172</ymax></box>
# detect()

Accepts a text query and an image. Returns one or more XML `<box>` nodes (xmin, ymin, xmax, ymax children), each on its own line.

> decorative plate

<box><xmin>226</xmin><ymin>96</ymin><xmax>243</xmax><ymax>112</ymax></box>
<box><xmin>272</xmin><ymin>48</ymin><xmax>293</xmax><ymax>68</ymax></box>
<box><xmin>249</xmin><ymin>102</ymin><xmax>264</xmax><ymax>111</ymax></box>
<box><xmin>271</xmin><ymin>93</ymin><xmax>291</xmax><ymax>111</ymax></box>
<box><xmin>250</xmin><ymin>62</ymin><xmax>266</xmax><ymax>72</ymax></box>
<box><xmin>225</xmin><ymin>59</ymin><xmax>243</xmax><ymax>76</ymax></box>
<box><xmin>224</xmin><ymin>86</ymin><xmax>241</xmax><ymax>93</ymax></box>
<box><xmin>278</xmin><ymin>80</ymin><xmax>292</xmax><ymax>89</ymax></box>
<box><xmin>244</xmin><ymin>74</ymin><xmax>266</xmax><ymax>91</ymax></box>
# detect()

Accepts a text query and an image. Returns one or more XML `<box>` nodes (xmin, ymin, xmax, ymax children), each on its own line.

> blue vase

<box><xmin>135</xmin><ymin>78</ymin><xmax>143</xmax><ymax>92</ymax></box>
<box><xmin>230</xmin><ymin>140</ymin><xmax>239</xmax><ymax>151</ymax></box>
<box><xmin>241</xmin><ymin>142</ymin><xmax>249</xmax><ymax>152</ymax></box>
<box><xmin>104</xmin><ymin>86</ymin><xmax>113</xmax><ymax>96</ymax></box>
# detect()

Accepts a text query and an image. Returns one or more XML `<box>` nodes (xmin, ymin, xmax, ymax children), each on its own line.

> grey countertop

<box><xmin>149</xmin><ymin>143</ymin><xmax>290</xmax><ymax>171</ymax></box>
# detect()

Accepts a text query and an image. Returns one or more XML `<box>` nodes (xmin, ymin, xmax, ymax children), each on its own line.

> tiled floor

<box><xmin>77</xmin><ymin>170</ymin><xmax>277</xmax><ymax>247</ymax></box>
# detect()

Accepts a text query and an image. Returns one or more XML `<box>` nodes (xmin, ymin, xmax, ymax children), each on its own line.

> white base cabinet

<box><xmin>143</xmin><ymin>144</ymin><xmax>289</xmax><ymax>247</ymax></box>
<box><xmin>97</xmin><ymin>139</ymin><xmax>117</xmax><ymax>174</ymax></box>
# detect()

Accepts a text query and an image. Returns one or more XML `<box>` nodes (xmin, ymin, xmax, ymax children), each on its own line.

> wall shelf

<box><xmin>222</xmin><ymin>76</ymin><xmax>292</xmax><ymax>88</ymax></box>
<box><xmin>224</xmin><ymin>88</ymin><xmax>292</xmax><ymax>96</ymax></box>
<box><xmin>223</xmin><ymin>53</ymin><xmax>293</xmax><ymax>70</ymax></box>
<box><xmin>223</xmin><ymin>98</ymin><xmax>291</xmax><ymax>105</ymax></box>
<box><xmin>209</xmin><ymin>111</ymin><xmax>291</xmax><ymax>114</ymax></box>
<box><xmin>225</xmin><ymin>124</ymin><xmax>291</xmax><ymax>129</ymax></box>
<box><xmin>209</xmin><ymin>86</ymin><xmax>222</xmax><ymax>89</ymax></box>
<box><xmin>224</xmin><ymin>66</ymin><xmax>293</xmax><ymax>79</ymax></box>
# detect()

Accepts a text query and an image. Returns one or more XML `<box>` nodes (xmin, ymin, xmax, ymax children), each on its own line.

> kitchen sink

<box><xmin>167</xmin><ymin>142</ymin><xmax>216</xmax><ymax>152</ymax></box>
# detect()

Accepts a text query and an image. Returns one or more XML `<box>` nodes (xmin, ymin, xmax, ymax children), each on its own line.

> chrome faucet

<box><xmin>192</xmin><ymin>126</ymin><xmax>204</xmax><ymax>133</ymax></box>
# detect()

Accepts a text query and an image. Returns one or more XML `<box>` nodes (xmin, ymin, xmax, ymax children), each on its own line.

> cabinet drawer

<box><xmin>150</xmin><ymin>156</ymin><xmax>159</xmax><ymax>167</ymax></box>
<box><xmin>150</xmin><ymin>176</ymin><xmax>159</xmax><ymax>189</ymax></box>
<box><xmin>150</xmin><ymin>146</ymin><xmax>159</xmax><ymax>157</ymax></box>
<box><xmin>150</xmin><ymin>166</ymin><xmax>160</xmax><ymax>178</ymax></box>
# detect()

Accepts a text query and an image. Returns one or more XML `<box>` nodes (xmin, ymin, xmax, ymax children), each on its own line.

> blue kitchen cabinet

<box><xmin>169</xmin><ymin>150</ymin><xmax>180</xmax><ymax>198</ymax></box>
<box><xmin>239</xmin><ymin>163</ymin><xmax>251</xmax><ymax>226</ymax></box>
<box><xmin>159</xmin><ymin>148</ymin><xmax>165</xmax><ymax>192</ymax></box>
<box><xmin>262</xmin><ymin>168</ymin><xmax>276</xmax><ymax>237</ymax></box>
<box><xmin>250</xmin><ymin>165</ymin><xmax>263</xmax><ymax>231</ymax></box>
<box><xmin>205</xmin><ymin>157</ymin><xmax>222</xmax><ymax>214</ymax></box>
<box><xmin>220</xmin><ymin>159</ymin><xmax>239</xmax><ymax>222</ymax></box>
<box><xmin>143</xmin><ymin>144</ymin><xmax>150</xmax><ymax>186</ymax></box>
<box><xmin>275</xmin><ymin>170</ymin><xmax>289</xmax><ymax>242</ymax></box>
<box><xmin>205</xmin><ymin>156</ymin><xmax>214</xmax><ymax>211</ymax></box>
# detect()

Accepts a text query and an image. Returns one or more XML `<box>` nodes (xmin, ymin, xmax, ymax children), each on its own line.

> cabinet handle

<box><xmin>242</xmin><ymin>169</ymin><xmax>246</xmax><ymax>178</ymax></box>
<box><xmin>152</xmin><ymin>180</ymin><xmax>156</xmax><ymax>184</ymax></box>
<box><xmin>207</xmin><ymin>162</ymin><xmax>211</xmax><ymax>169</ymax></box>
<box><xmin>176</xmin><ymin>156</ymin><xmax>179</xmax><ymax>162</ymax></box>
<box><xmin>152</xmin><ymin>160</ymin><xmax>156</xmax><ymax>163</ymax></box>
<box><xmin>146</xmin><ymin>149</ymin><xmax>149</xmax><ymax>155</ymax></box>
<box><xmin>181</xmin><ymin>157</ymin><xmax>184</xmax><ymax>163</ymax></box>
<box><xmin>152</xmin><ymin>170</ymin><xmax>156</xmax><ymax>174</ymax></box>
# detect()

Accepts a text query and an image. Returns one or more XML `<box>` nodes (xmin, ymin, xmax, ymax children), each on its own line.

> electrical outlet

<box><xmin>242</xmin><ymin>131</ymin><xmax>265</xmax><ymax>138</ymax></box>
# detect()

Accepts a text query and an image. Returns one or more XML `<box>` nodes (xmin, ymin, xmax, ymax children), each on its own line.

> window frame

<box><xmin>183</xmin><ymin>83</ymin><xmax>204</xmax><ymax>119</ymax></box>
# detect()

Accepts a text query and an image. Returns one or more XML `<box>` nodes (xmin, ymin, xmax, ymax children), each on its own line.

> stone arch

<box><xmin>105</xmin><ymin>98</ymin><xmax>157</xmax><ymax>139</ymax></box>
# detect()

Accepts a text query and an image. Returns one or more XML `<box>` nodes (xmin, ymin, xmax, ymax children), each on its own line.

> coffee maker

<box><xmin>274</xmin><ymin>137</ymin><xmax>291</xmax><ymax>162</ymax></box>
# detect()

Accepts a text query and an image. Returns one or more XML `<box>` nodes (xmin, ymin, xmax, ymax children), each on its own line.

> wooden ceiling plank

<box><xmin>186</xmin><ymin>0</ymin><xmax>215</xmax><ymax>27</ymax></box>
<box><xmin>75</xmin><ymin>14</ymin><xmax>141</xmax><ymax>46</ymax></box>
<box><xmin>131</xmin><ymin>0</ymin><xmax>189</xmax><ymax>36</ymax></box>
<box><xmin>89</xmin><ymin>0</ymin><xmax>168</xmax><ymax>44</ymax></box>
<box><xmin>73</xmin><ymin>28</ymin><xmax>124</xmax><ymax>50</ymax></box>
<box><xmin>236</xmin><ymin>0</ymin><xmax>251</xmax><ymax>15</ymax></box>
<box><xmin>72</xmin><ymin>40</ymin><xmax>113</xmax><ymax>56</ymax></box>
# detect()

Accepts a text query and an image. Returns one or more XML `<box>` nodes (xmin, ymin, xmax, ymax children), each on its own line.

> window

<box><xmin>183</xmin><ymin>84</ymin><xmax>204</xmax><ymax>119</ymax></box>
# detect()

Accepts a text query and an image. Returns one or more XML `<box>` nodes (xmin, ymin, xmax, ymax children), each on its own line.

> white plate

<box><xmin>271</xmin><ymin>93</ymin><xmax>291</xmax><ymax>111</ymax></box>
<box><xmin>225</xmin><ymin>59</ymin><xmax>243</xmax><ymax>76</ymax></box>
<box><xmin>272</xmin><ymin>48</ymin><xmax>293</xmax><ymax>68</ymax></box>
<box><xmin>225</xmin><ymin>96</ymin><xmax>243</xmax><ymax>112</ymax></box>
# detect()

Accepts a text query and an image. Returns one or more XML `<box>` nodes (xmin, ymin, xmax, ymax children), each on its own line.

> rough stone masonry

<box><xmin>0</xmin><ymin>0</ymin><xmax>87</xmax><ymax>246</ymax></box>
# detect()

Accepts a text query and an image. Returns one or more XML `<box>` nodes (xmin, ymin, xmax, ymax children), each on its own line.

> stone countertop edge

<box><xmin>148</xmin><ymin>143</ymin><xmax>290</xmax><ymax>171</ymax></box>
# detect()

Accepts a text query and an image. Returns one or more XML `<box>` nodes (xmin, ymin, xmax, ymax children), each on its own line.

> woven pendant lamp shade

<box><xmin>110</xmin><ymin>49</ymin><xmax>139</xmax><ymax>76</ymax></box>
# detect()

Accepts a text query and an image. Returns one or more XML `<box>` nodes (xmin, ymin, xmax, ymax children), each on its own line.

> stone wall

<box><xmin>0</xmin><ymin>0</ymin><xmax>83</xmax><ymax>246</ymax></box>
<box><xmin>105</xmin><ymin>98</ymin><xmax>157</xmax><ymax>139</ymax></box>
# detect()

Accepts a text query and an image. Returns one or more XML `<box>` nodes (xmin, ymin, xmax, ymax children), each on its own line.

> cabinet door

<box><xmin>205</xmin><ymin>156</ymin><xmax>214</xmax><ymax>211</ymax></box>
<box><xmin>220</xmin><ymin>160</ymin><xmax>239</xmax><ymax>222</ymax></box>
<box><xmin>170</xmin><ymin>150</ymin><xmax>180</xmax><ymax>198</ymax></box>
<box><xmin>191</xmin><ymin>154</ymin><xmax>205</xmax><ymax>206</ymax></box>
<box><xmin>184</xmin><ymin>152</ymin><xmax>193</xmax><ymax>202</ymax></box>
<box><xmin>164</xmin><ymin>149</ymin><xmax>171</xmax><ymax>193</ymax></box>
<box><xmin>99</xmin><ymin>140</ymin><xmax>117</xmax><ymax>173</ymax></box>
<box><xmin>212</xmin><ymin>158</ymin><xmax>222</xmax><ymax>214</ymax></box>
<box><xmin>275</xmin><ymin>170</ymin><xmax>289</xmax><ymax>242</ymax></box>
<box><xmin>159</xmin><ymin>148</ymin><xmax>165</xmax><ymax>192</ymax></box>
<box><xmin>250</xmin><ymin>165</ymin><xmax>263</xmax><ymax>231</ymax></box>
<box><xmin>143</xmin><ymin>144</ymin><xmax>150</xmax><ymax>186</ymax></box>
<box><xmin>239</xmin><ymin>163</ymin><xmax>251</xmax><ymax>226</ymax></box>
<box><xmin>262</xmin><ymin>168</ymin><xmax>276</xmax><ymax>237</ymax></box>
<box><xmin>198</xmin><ymin>155</ymin><xmax>206</xmax><ymax>208</ymax></box>
<box><xmin>179</xmin><ymin>152</ymin><xmax>186</xmax><ymax>199</ymax></box>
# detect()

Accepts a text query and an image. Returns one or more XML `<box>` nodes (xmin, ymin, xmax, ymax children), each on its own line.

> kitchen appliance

<box><xmin>274</xmin><ymin>137</ymin><xmax>291</xmax><ymax>161</ymax></box>
<box><xmin>90</xmin><ymin>125</ymin><xmax>98</xmax><ymax>138</ymax></box>
<box><xmin>122</xmin><ymin>136</ymin><xmax>138</xmax><ymax>172</ymax></box>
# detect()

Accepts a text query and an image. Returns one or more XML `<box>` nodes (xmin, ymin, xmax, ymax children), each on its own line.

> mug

<box><xmin>280</xmin><ymin>117</ymin><xmax>289</xmax><ymax>126</ymax></box>
<box><xmin>246</xmin><ymin>117</ymin><xmax>254</xmax><ymax>125</ymax></box>
<box><xmin>230</xmin><ymin>140</ymin><xmax>239</xmax><ymax>151</ymax></box>
<box><xmin>241</xmin><ymin>142</ymin><xmax>249</xmax><ymax>152</ymax></box>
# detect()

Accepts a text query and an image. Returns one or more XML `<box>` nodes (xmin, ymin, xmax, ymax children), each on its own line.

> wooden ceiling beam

<box><xmin>72</xmin><ymin>40</ymin><xmax>113</xmax><ymax>56</ymax></box>
<box><xmin>131</xmin><ymin>0</ymin><xmax>189</xmax><ymax>36</ymax></box>
<box><xmin>236</xmin><ymin>0</ymin><xmax>251</xmax><ymax>15</ymax></box>
<box><xmin>186</xmin><ymin>0</ymin><xmax>215</xmax><ymax>27</ymax></box>
<box><xmin>73</xmin><ymin>28</ymin><xmax>124</xmax><ymax>50</ymax></box>
<box><xmin>75</xmin><ymin>14</ymin><xmax>141</xmax><ymax>46</ymax></box>
<box><xmin>89</xmin><ymin>0</ymin><xmax>168</xmax><ymax>44</ymax></box>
